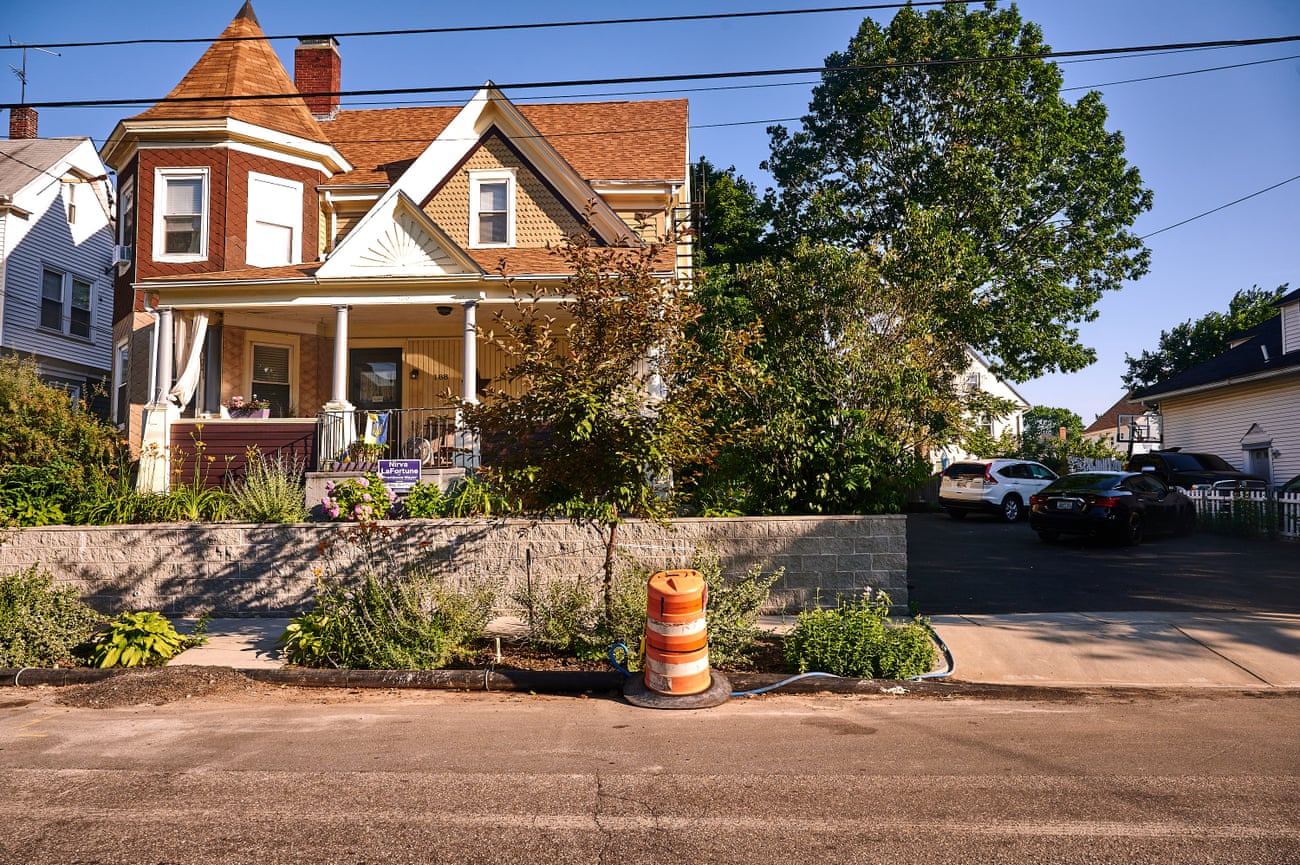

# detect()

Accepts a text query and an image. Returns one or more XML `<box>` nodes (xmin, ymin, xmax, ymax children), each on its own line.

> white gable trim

<box><xmin>353</xmin><ymin>84</ymin><xmax>636</xmax><ymax>250</ymax></box>
<box><xmin>316</xmin><ymin>191</ymin><xmax>482</xmax><ymax>279</ymax></box>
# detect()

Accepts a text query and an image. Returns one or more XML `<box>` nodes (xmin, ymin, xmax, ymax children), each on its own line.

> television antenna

<box><xmin>8</xmin><ymin>39</ymin><xmax>62</xmax><ymax>104</ymax></box>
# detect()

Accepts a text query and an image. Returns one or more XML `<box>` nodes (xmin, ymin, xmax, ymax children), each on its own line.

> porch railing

<box><xmin>315</xmin><ymin>407</ymin><xmax>472</xmax><ymax>470</ymax></box>
<box><xmin>1185</xmin><ymin>488</ymin><xmax>1300</xmax><ymax>541</ymax></box>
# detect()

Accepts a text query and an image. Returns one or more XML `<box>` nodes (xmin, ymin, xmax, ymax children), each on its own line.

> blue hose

<box><xmin>730</xmin><ymin>671</ymin><xmax>842</xmax><ymax>696</ymax></box>
<box><xmin>908</xmin><ymin>620</ymin><xmax>955</xmax><ymax>681</ymax></box>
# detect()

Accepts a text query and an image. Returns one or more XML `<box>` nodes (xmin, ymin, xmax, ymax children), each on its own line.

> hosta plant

<box><xmin>88</xmin><ymin>611</ymin><xmax>190</xmax><ymax>668</ymax></box>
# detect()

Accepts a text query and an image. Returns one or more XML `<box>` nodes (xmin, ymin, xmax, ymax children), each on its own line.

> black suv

<box><xmin>1124</xmin><ymin>450</ymin><xmax>1268</xmax><ymax>491</ymax></box>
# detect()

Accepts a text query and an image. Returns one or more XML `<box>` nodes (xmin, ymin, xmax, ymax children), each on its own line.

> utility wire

<box><xmin>0</xmin><ymin>1</ymin><xmax>972</xmax><ymax>51</ymax></box>
<box><xmin>1140</xmin><ymin>174</ymin><xmax>1300</xmax><ymax>240</ymax></box>
<box><xmin>1062</xmin><ymin>51</ymin><xmax>1300</xmax><ymax>92</ymax></box>
<box><xmin>7</xmin><ymin>32</ymin><xmax>1299</xmax><ymax>112</ymax></box>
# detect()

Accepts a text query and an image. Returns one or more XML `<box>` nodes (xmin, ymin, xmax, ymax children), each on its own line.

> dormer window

<box><xmin>154</xmin><ymin>168</ymin><xmax>209</xmax><ymax>261</ymax></box>
<box><xmin>469</xmin><ymin>169</ymin><xmax>516</xmax><ymax>248</ymax></box>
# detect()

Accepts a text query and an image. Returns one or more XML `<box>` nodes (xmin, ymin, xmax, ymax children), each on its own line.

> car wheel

<box><xmin>1000</xmin><ymin>495</ymin><xmax>1023</xmax><ymax>523</ymax></box>
<box><xmin>1176</xmin><ymin>507</ymin><xmax>1196</xmax><ymax>536</ymax></box>
<box><xmin>946</xmin><ymin>508</ymin><xmax>967</xmax><ymax>520</ymax></box>
<box><xmin>1037</xmin><ymin>530</ymin><xmax>1060</xmax><ymax>543</ymax></box>
<box><xmin>1121</xmin><ymin>512</ymin><xmax>1144</xmax><ymax>546</ymax></box>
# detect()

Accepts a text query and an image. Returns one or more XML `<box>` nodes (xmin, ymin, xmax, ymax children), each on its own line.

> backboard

<box><xmin>1116</xmin><ymin>413</ymin><xmax>1163</xmax><ymax>444</ymax></box>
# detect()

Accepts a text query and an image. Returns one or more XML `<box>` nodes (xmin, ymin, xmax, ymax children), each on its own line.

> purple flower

<box><xmin>362</xmin><ymin>493</ymin><xmax>372</xmax><ymax>502</ymax></box>
<box><xmin>357</xmin><ymin>477</ymin><xmax>370</xmax><ymax>489</ymax></box>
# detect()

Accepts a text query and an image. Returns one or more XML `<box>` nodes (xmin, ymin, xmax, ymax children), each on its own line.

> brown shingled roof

<box><xmin>131</xmin><ymin>1</ymin><xmax>327</xmax><ymax>144</ymax></box>
<box><xmin>320</xmin><ymin>99</ymin><xmax>688</xmax><ymax>187</ymax></box>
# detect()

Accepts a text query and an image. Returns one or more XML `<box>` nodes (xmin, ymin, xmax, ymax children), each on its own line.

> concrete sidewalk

<box><xmin>171</xmin><ymin>612</ymin><xmax>1300</xmax><ymax>689</ymax></box>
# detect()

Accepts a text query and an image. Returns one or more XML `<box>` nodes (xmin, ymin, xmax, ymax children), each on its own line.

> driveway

<box><xmin>906</xmin><ymin>511</ymin><xmax>1300</xmax><ymax>616</ymax></box>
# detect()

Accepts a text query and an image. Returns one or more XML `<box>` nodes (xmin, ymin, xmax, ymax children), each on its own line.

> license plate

<box><xmin>1054</xmin><ymin>500</ymin><xmax>1073</xmax><ymax>510</ymax></box>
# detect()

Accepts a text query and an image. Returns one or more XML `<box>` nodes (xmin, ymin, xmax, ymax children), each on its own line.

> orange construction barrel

<box><xmin>644</xmin><ymin>569</ymin><xmax>711</xmax><ymax>695</ymax></box>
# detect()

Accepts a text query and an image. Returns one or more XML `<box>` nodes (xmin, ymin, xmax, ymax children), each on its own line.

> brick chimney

<box><xmin>295</xmin><ymin>37</ymin><xmax>341</xmax><ymax>120</ymax></box>
<box><xmin>8</xmin><ymin>106</ymin><xmax>38</xmax><ymax>140</ymax></box>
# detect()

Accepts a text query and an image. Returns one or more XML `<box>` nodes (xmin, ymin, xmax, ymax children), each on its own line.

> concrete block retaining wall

<box><xmin>0</xmin><ymin>516</ymin><xmax>906</xmax><ymax>616</ymax></box>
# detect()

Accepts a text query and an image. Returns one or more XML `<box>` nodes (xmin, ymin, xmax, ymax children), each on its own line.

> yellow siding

<box><xmin>424</xmin><ymin>134</ymin><xmax>586</xmax><ymax>248</ymax></box>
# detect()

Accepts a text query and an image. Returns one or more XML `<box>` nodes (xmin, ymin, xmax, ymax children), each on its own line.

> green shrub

<box><xmin>0</xmin><ymin>356</ymin><xmax>127</xmax><ymax>527</ymax></box>
<box><xmin>692</xmin><ymin>550</ymin><xmax>780</xmax><ymax>668</ymax></box>
<box><xmin>512</xmin><ymin>567</ymin><xmax>646</xmax><ymax>662</ymax></box>
<box><xmin>231</xmin><ymin>448</ymin><xmax>309</xmax><ymax>523</ymax></box>
<box><xmin>0</xmin><ymin>565</ymin><xmax>104</xmax><ymax>667</ymax></box>
<box><xmin>444</xmin><ymin>475</ymin><xmax>512</xmax><ymax>518</ymax></box>
<box><xmin>279</xmin><ymin>523</ymin><xmax>495</xmax><ymax>669</ymax></box>
<box><xmin>87</xmin><ymin>611</ymin><xmax>190</xmax><ymax>668</ymax></box>
<box><xmin>783</xmin><ymin>592</ymin><xmax>936</xmax><ymax>679</ymax></box>
<box><xmin>403</xmin><ymin>481</ymin><xmax>450</xmax><ymax>518</ymax></box>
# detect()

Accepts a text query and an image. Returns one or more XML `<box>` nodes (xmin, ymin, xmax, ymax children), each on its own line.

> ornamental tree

<box><xmin>462</xmin><ymin>231</ymin><xmax>757</xmax><ymax>626</ymax></box>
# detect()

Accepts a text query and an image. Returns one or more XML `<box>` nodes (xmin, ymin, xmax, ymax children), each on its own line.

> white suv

<box><xmin>939</xmin><ymin>459</ymin><xmax>1059</xmax><ymax>522</ymax></box>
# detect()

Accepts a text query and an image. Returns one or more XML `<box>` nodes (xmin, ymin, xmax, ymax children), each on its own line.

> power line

<box><xmin>7</xmin><ymin>32</ymin><xmax>1298</xmax><ymax>113</ymax></box>
<box><xmin>0</xmin><ymin>1</ymin><xmax>973</xmax><ymax>52</ymax></box>
<box><xmin>1062</xmin><ymin>52</ymin><xmax>1300</xmax><ymax>92</ymax></box>
<box><xmin>1140</xmin><ymin>174</ymin><xmax>1300</xmax><ymax>240</ymax></box>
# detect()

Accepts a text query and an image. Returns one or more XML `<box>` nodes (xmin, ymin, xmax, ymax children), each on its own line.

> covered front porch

<box><xmin>138</xmin><ymin>293</ymin><xmax>548</xmax><ymax>492</ymax></box>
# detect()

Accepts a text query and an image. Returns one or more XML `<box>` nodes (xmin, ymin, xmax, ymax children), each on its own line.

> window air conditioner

<box><xmin>112</xmin><ymin>244</ymin><xmax>132</xmax><ymax>266</ymax></box>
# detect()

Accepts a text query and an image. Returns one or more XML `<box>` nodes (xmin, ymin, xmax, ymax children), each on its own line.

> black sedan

<box><xmin>1028</xmin><ymin>471</ymin><xmax>1196</xmax><ymax>545</ymax></box>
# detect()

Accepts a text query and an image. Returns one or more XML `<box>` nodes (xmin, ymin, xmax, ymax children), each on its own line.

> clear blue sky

<box><xmin>6</xmin><ymin>1</ymin><xmax>1298</xmax><ymax>429</ymax></box>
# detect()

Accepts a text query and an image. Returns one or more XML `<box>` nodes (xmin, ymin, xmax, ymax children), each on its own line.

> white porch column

<box><xmin>138</xmin><ymin>306</ymin><xmax>175</xmax><ymax>494</ymax></box>
<box><xmin>459</xmin><ymin>300</ymin><xmax>480</xmax><ymax>469</ymax></box>
<box><xmin>325</xmin><ymin>304</ymin><xmax>353</xmax><ymax>411</ymax></box>
<box><xmin>461</xmin><ymin>300</ymin><xmax>479</xmax><ymax>405</ymax></box>
<box><xmin>154</xmin><ymin>306</ymin><xmax>175</xmax><ymax>407</ymax></box>
<box><xmin>320</xmin><ymin>304</ymin><xmax>356</xmax><ymax>464</ymax></box>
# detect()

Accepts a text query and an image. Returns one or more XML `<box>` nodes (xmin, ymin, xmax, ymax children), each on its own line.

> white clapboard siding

<box><xmin>1159</xmin><ymin>375</ymin><xmax>1300</xmax><ymax>485</ymax></box>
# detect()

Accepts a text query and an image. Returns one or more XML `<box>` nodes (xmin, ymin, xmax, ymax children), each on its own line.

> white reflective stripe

<box><xmin>645</xmin><ymin>617</ymin><xmax>706</xmax><ymax>637</ymax></box>
<box><xmin>645</xmin><ymin>655</ymin><xmax>710</xmax><ymax>678</ymax></box>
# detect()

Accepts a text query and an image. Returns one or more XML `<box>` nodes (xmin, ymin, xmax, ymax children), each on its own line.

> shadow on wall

<box><xmin>0</xmin><ymin>516</ymin><xmax>908</xmax><ymax>616</ymax></box>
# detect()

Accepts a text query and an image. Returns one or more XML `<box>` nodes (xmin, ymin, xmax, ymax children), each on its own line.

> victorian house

<box><xmin>101</xmin><ymin>2</ymin><xmax>691</xmax><ymax>489</ymax></box>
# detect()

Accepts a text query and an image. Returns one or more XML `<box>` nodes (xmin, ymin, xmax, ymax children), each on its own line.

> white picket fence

<box><xmin>1185</xmin><ymin>489</ymin><xmax>1300</xmax><ymax>541</ymax></box>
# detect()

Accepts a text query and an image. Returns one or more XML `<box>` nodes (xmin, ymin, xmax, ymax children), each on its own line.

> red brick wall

<box><xmin>133</xmin><ymin>147</ymin><xmax>323</xmax><ymax>280</ymax></box>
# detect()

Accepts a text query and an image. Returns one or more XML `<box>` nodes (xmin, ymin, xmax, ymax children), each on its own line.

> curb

<box><xmin>0</xmin><ymin>665</ymin><xmax>1196</xmax><ymax>700</ymax></box>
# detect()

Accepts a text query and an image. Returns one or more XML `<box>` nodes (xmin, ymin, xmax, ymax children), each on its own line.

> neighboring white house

<box><xmin>0</xmin><ymin>124</ymin><xmax>115</xmax><ymax>405</ymax></box>
<box><xmin>930</xmin><ymin>348</ymin><xmax>1031</xmax><ymax>469</ymax></box>
<box><xmin>1132</xmin><ymin>286</ymin><xmax>1300</xmax><ymax>489</ymax></box>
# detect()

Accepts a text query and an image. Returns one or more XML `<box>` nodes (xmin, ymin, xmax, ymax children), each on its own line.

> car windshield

<box><xmin>1188</xmin><ymin>453</ymin><xmax>1235</xmax><ymax>471</ymax></box>
<box><xmin>1044</xmin><ymin>473</ymin><xmax>1123</xmax><ymax>493</ymax></box>
<box><xmin>944</xmin><ymin>463</ymin><xmax>987</xmax><ymax>478</ymax></box>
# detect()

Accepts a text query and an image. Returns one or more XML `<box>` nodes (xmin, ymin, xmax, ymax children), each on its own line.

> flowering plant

<box><xmin>320</xmin><ymin>473</ymin><xmax>397</xmax><ymax>522</ymax></box>
<box><xmin>227</xmin><ymin>394</ymin><xmax>271</xmax><ymax>411</ymax></box>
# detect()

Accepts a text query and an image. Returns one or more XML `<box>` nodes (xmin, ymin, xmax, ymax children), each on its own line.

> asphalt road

<box><xmin>906</xmin><ymin>511</ymin><xmax>1300</xmax><ymax>616</ymax></box>
<box><xmin>2</xmin><ymin>688</ymin><xmax>1298</xmax><ymax>864</ymax></box>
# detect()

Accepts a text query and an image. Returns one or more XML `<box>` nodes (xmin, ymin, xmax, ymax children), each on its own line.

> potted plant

<box><xmin>225</xmin><ymin>395</ymin><xmax>272</xmax><ymax>419</ymax></box>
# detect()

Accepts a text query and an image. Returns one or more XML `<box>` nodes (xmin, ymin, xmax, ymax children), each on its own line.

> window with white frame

<box><xmin>246</xmin><ymin>172</ymin><xmax>303</xmax><ymax>267</ymax></box>
<box><xmin>250</xmin><ymin>342</ymin><xmax>293</xmax><ymax>418</ymax></box>
<box><xmin>39</xmin><ymin>266</ymin><xmax>94</xmax><ymax>339</ymax></box>
<box><xmin>153</xmin><ymin>168</ymin><xmax>209</xmax><ymax>261</ymax></box>
<box><xmin>114</xmin><ymin>340</ymin><xmax>130</xmax><ymax>427</ymax></box>
<box><xmin>469</xmin><ymin>169</ymin><xmax>516</xmax><ymax>248</ymax></box>
<box><xmin>118</xmin><ymin>176</ymin><xmax>135</xmax><ymax>255</ymax></box>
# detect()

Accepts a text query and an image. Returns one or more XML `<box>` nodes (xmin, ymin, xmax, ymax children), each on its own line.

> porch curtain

<box><xmin>167</xmin><ymin>310</ymin><xmax>209</xmax><ymax>409</ymax></box>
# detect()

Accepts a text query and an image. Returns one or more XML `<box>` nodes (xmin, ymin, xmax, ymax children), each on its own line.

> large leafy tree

<box><xmin>764</xmin><ymin>1</ymin><xmax>1152</xmax><ymax>381</ymax></box>
<box><xmin>693</xmin><ymin>157</ymin><xmax>769</xmax><ymax>268</ymax></box>
<box><xmin>684</xmin><ymin>241</ymin><xmax>960</xmax><ymax>515</ymax></box>
<box><xmin>1122</xmin><ymin>284</ymin><xmax>1289</xmax><ymax>392</ymax></box>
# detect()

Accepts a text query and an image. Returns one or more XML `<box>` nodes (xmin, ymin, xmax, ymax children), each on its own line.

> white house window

<box><xmin>114</xmin><ymin>340</ymin><xmax>130</xmax><ymax>427</ymax></box>
<box><xmin>154</xmin><ymin>168</ymin><xmax>209</xmax><ymax>261</ymax></box>
<box><xmin>246</xmin><ymin>172</ymin><xmax>303</xmax><ymax>267</ymax></box>
<box><xmin>250</xmin><ymin>342</ymin><xmax>293</xmax><ymax>418</ymax></box>
<box><xmin>39</xmin><ymin>266</ymin><xmax>94</xmax><ymax>339</ymax></box>
<box><xmin>469</xmin><ymin>169</ymin><xmax>516</xmax><ymax>248</ymax></box>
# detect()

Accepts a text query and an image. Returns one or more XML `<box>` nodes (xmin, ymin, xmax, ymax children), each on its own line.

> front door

<box><xmin>349</xmin><ymin>348</ymin><xmax>402</xmax><ymax>411</ymax></box>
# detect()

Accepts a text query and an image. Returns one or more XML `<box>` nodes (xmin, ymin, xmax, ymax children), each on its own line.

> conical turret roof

<box><xmin>131</xmin><ymin>1</ymin><xmax>327</xmax><ymax>143</ymax></box>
